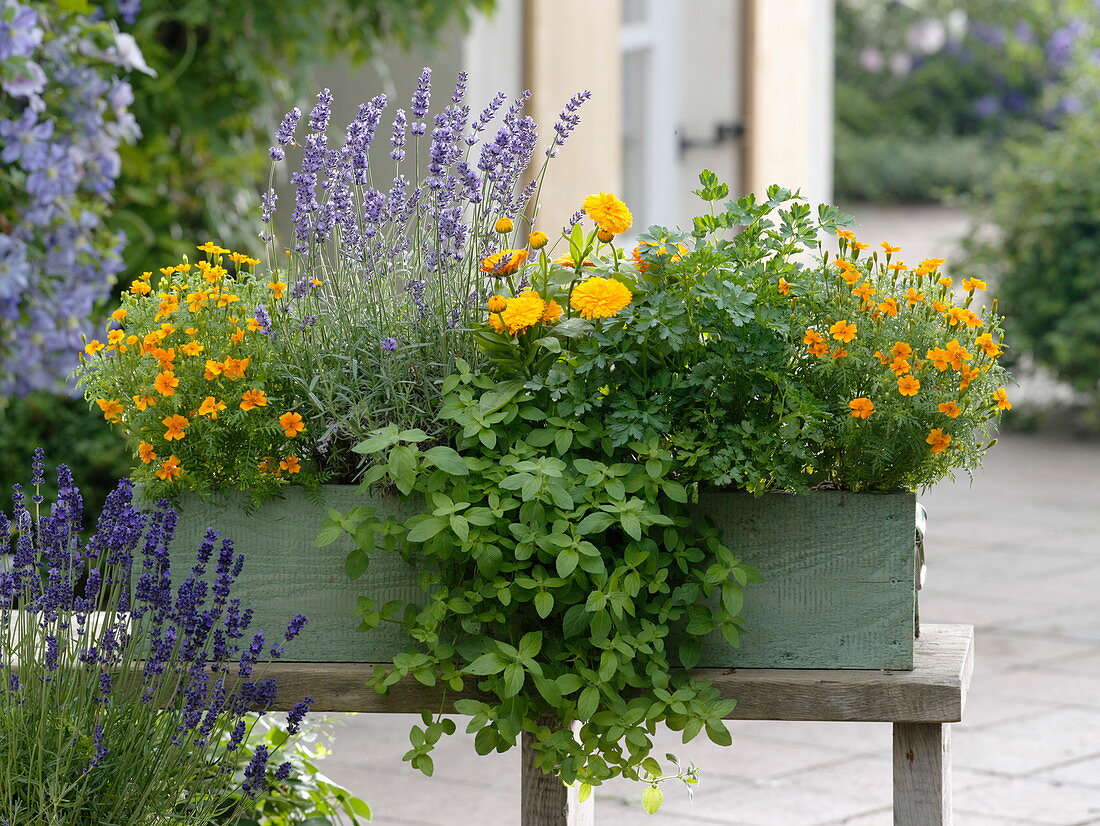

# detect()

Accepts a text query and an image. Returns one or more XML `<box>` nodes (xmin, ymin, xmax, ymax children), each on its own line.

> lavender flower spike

<box><xmin>410</xmin><ymin>67</ymin><xmax>432</xmax><ymax>133</ymax></box>
<box><xmin>270</xmin><ymin>107</ymin><xmax>301</xmax><ymax>161</ymax></box>
<box><xmin>309</xmin><ymin>88</ymin><xmax>334</xmax><ymax>133</ymax></box>
<box><xmin>546</xmin><ymin>90</ymin><xmax>591</xmax><ymax>157</ymax></box>
<box><xmin>391</xmin><ymin>108</ymin><xmax>408</xmax><ymax>161</ymax></box>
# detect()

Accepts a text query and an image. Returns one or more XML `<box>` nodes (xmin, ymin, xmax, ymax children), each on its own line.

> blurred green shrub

<box><xmin>964</xmin><ymin>114</ymin><xmax>1100</xmax><ymax>397</ymax></box>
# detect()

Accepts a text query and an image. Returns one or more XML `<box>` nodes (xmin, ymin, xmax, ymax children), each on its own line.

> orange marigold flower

<box><xmin>945</xmin><ymin>339</ymin><xmax>972</xmax><ymax>369</ymax></box>
<box><xmin>181</xmin><ymin>340</ymin><xmax>204</xmax><ymax>357</ymax></box>
<box><xmin>889</xmin><ymin>358</ymin><xmax>911</xmax><ymax>376</ymax></box>
<box><xmin>888</xmin><ymin>261</ymin><xmax>908</xmax><ymax>271</ymax></box>
<box><xmin>204</xmin><ymin>359</ymin><xmax>224</xmax><ymax>380</ymax></box>
<box><xmin>897</xmin><ymin>375</ymin><xmax>921</xmax><ymax>396</ymax></box>
<box><xmin>154</xmin><ymin>294</ymin><xmax>179</xmax><ymax>321</ymax></box>
<box><xmin>268</xmin><ymin>280</ymin><xmax>287</xmax><ymax>299</ymax></box>
<box><xmin>926</xmin><ymin>428</ymin><xmax>952</xmax><ymax>454</ymax></box>
<box><xmin>777</xmin><ymin>278</ymin><xmax>792</xmax><ymax>295</ymax></box>
<box><xmin>138</xmin><ymin>441</ymin><xmax>157</xmax><ymax>464</ymax></box>
<box><xmin>892</xmin><ymin>341</ymin><xmax>913</xmax><ymax>360</ymax></box>
<box><xmin>280</xmin><ymin>456</ymin><xmax>302</xmax><ymax>474</ymax></box>
<box><xmin>133</xmin><ymin>394</ymin><xmax>157</xmax><ymax>411</ymax></box>
<box><xmin>162</xmin><ymin>414</ymin><xmax>189</xmax><ymax>441</ymax></box>
<box><xmin>246</xmin><ymin>317</ymin><xmax>263</xmax><ymax>332</ymax></box>
<box><xmin>976</xmin><ymin>333</ymin><xmax>1003</xmax><ymax>357</ymax></box>
<box><xmin>111</xmin><ymin>308</ymin><xmax>127</xmax><ymax>322</ymax></box>
<box><xmin>240</xmin><ymin>388</ymin><xmax>268</xmax><ymax>411</ymax></box>
<box><xmin>938</xmin><ymin>276</ymin><xmax>953</xmax><ymax>288</ymax></box>
<box><xmin>831</xmin><ymin>347</ymin><xmax>849</xmax><ymax>359</ymax></box>
<box><xmin>230</xmin><ymin>327</ymin><xmax>245</xmax><ymax>344</ymax></box>
<box><xmin>151</xmin><ymin>347</ymin><xmax>176</xmax><ymax>371</ymax></box>
<box><xmin>849</xmin><ymin>397</ymin><xmax>875</xmax><ymax>419</ymax></box>
<box><xmin>558</xmin><ymin>254</ymin><xmax>595</xmax><ymax>269</ymax></box>
<box><xmin>835</xmin><ymin>229</ymin><xmax>856</xmax><ymax>240</ymax></box>
<box><xmin>221</xmin><ymin>356</ymin><xmax>251</xmax><ymax>380</ymax></box>
<box><xmin>904</xmin><ymin>288</ymin><xmax>924</xmax><ymax>305</ymax></box>
<box><xmin>880</xmin><ymin>242</ymin><xmax>902</xmax><ymax>254</ymax></box>
<box><xmin>197</xmin><ymin>396</ymin><xmax>227</xmax><ymax>419</ymax></box>
<box><xmin>583</xmin><ymin>192</ymin><xmax>633</xmax><ymax>234</ymax></box>
<box><xmin>926</xmin><ymin>347</ymin><xmax>951</xmax><ymax>372</ymax></box>
<box><xmin>481</xmin><ymin>248</ymin><xmax>529</xmax><ymax>276</ymax></box>
<box><xmin>839</xmin><ymin>269</ymin><xmax>862</xmax><ymax>286</ymax></box>
<box><xmin>488</xmin><ymin>294</ymin><xmax>507</xmax><ymax>313</ymax></box>
<box><xmin>153</xmin><ymin>371</ymin><xmax>179</xmax><ymax>397</ymax></box>
<box><xmin>215</xmin><ymin>292</ymin><xmax>240</xmax><ymax>308</ymax></box>
<box><xmin>130</xmin><ymin>279</ymin><xmax>152</xmax><ymax>296</ymax></box>
<box><xmin>993</xmin><ymin>388</ymin><xmax>1012</xmax><ymax>410</ymax></box>
<box><xmin>829</xmin><ymin>320</ymin><xmax>857</xmax><ymax>343</ymax></box>
<box><xmin>84</xmin><ymin>339</ymin><xmax>105</xmax><ymax>356</ymax></box>
<box><xmin>570</xmin><ymin>277</ymin><xmax>633</xmax><ymax>320</ymax></box>
<box><xmin>878</xmin><ymin>297</ymin><xmax>899</xmax><ymax>317</ymax></box>
<box><xmin>803</xmin><ymin>328</ymin><xmax>826</xmax><ymax>346</ymax></box>
<box><xmin>851</xmin><ymin>241</ymin><xmax>869</xmax><ymax>251</ymax></box>
<box><xmin>959</xmin><ymin>365</ymin><xmax>980</xmax><ymax>390</ymax></box>
<box><xmin>852</xmin><ymin>283</ymin><xmax>876</xmax><ymax>300</ymax></box>
<box><xmin>494</xmin><ymin>217</ymin><xmax>514</xmax><ymax>233</ymax></box>
<box><xmin>808</xmin><ymin>340</ymin><xmax>830</xmax><ymax>357</ymax></box>
<box><xmin>542</xmin><ymin>299</ymin><xmax>563</xmax><ymax>323</ymax></box>
<box><xmin>961</xmin><ymin>277</ymin><xmax>986</xmax><ymax>292</ymax></box>
<box><xmin>279</xmin><ymin>411</ymin><xmax>305</xmax><ymax>438</ymax></box>
<box><xmin>938</xmin><ymin>401</ymin><xmax>962</xmax><ymax>418</ymax></box>
<box><xmin>155</xmin><ymin>455</ymin><xmax>183</xmax><ymax>481</ymax></box>
<box><xmin>499</xmin><ymin>290</ymin><xmax>547</xmax><ymax>334</ymax></box>
<box><xmin>197</xmin><ymin>241</ymin><xmax>229</xmax><ymax>255</ymax></box>
<box><xmin>96</xmin><ymin>398</ymin><xmax>124</xmax><ymax>423</ymax></box>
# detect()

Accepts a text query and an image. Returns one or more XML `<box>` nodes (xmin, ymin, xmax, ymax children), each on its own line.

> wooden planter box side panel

<box><xmin>696</xmin><ymin>491</ymin><xmax>917</xmax><ymax>670</ymax></box>
<box><xmin>167</xmin><ymin>487</ymin><xmax>420</xmax><ymax>663</ymax></box>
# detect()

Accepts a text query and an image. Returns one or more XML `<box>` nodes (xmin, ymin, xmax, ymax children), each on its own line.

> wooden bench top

<box><xmin>263</xmin><ymin>624</ymin><xmax>973</xmax><ymax>724</ymax></box>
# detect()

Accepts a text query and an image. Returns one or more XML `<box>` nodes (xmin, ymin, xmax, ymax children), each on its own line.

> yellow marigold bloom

<box><xmin>106</xmin><ymin>329</ymin><xmax>123</xmax><ymax>345</ymax></box>
<box><xmin>851</xmin><ymin>241</ymin><xmax>869</xmax><ymax>251</ymax></box>
<box><xmin>904</xmin><ymin>288</ymin><xmax>924</xmax><ymax>305</ymax></box>
<box><xmin>481</xmin><ymin>248</ymin><xmax>529</xmax><ymax>276</ymax></box>
<box><xmin>246</xmin><ymin>317</ymin><xmax>263</xmax><ymax>332</ymax></box>
<box><xmin>130</xmin><ymin>279</ymin><xmax>152</xmax><ymax>296</ymax></box>
<box><xmin>839</xmin><ymin>269</ymin><xmax>862</xmax><ymax>286</ymax></box>
<box><xmin>878</xmin><ymin>297</ymin><xmax>899</xmax><ymax>317</ymax></box>
<box><xmin>938</xmin><ymin>401</ymin><xmax>962</xmax><ymax>418</ymax></box>
<box><xmin>204</xmin><ymin>359</ymin><xmax>224</xmax><ymax>380</ymax></box>
<box><xmin>488</xmin><ymin>295</ymin><xmax>507</xmax><ymax>313</ymax></box>
<box><xmin>976</xmin><ymin>333</ymin><xmax>1003</xmax><ymax>357</ymax></box>
<box><xmin>888</xmin><ymin>261</ymin><xmax>908</xmax><ymax>272</ymax></box>
<box><xmin>959</xmin><ymin>364</ymin><xmax>980</xmax><ymax>390</ymax></box>
<box><xmin>230</xmin><ymin>327</ymin><xmax>245</xmax><ymax>344</ymax></box>
<box><xmin>133</xmin><ymin>394</ymin><xmax>157</xmax><ymax>411</ymax></box>
<box><xmin>198</xmin><ymin>396</ymin><xmax>227</xmax><ymax>419</ymax></box>
<box><xmin>185</xmin><ymin>327</ymin><xmax>198</xmax><ymax>336</ymax></box>
<box><xmin>851</xmin><ymin>283</ymin><xmax>876</xmax><ymax>301</ymax></box>
<box><xmin>808</xmin><ymin>340</ymin><xmax>830</xmax><ymax>357</ymax></box>
<box><xmin>849</xmin><ymin>397</ymin><xmax>875</xmax><ymax>419</ymax></box>
<box><xmin>529</xmin><ymin>230</ymin><xmax>548</xmax><ymax>249</ymax></box>
<box><xmin>151</xmin><ymin>347</ymin><xmax>175</xmax><ymax>371</ymax></box>
<box><xmin>777</xmin><ymin>278</ymin><xmax>792</xmax><ymax>295</ymax></box>
<box><xmin>583</xmin><ymin>192</ymin><xmax>633</xmax><ymax>234</ymax></box>
<box><xmin>542</xmin><ymin>299</ymin><xmax>563</xmax><ymax>323</ymax></box>
<box><xmin>162</xmin><ymin>414</ymin><xmax>189</xmax><ymax>441</ymax></box>
<box><xmin>280</xmin><ymin>456</ymin><xmax>302</xmax><ymax>474</ymax></box>
<box><xmin>880</xmin><ymin>242</ymin><xmax>902</xmax><ymax>254</ymax></box>
<box><xmin>153</xmin><ymin>371</ymin><xmax>179</xmax><ymax>397</ymax></box>
<box><xmin>892</xmin><ymin>342</ymin><xmax>912</xmax><ymax>360</ymax></box>
<box><xmin>186</xmin><ymin>290</ymin><xmax>210</xmax><ymax>312</ymax></box>
<box><xmin>138</xmin><ymin>442</ymin><xmax>157</xmax><ymax>464</ymax></box>
<box><xmin>961</xmin><ymin>277</ymin><xmax>986</xmax><ymax>291</ymax></box>
<box><xmin>216</xmin><ymin>293</ymin><xmax>240</xmax><ymax>308</ymax></box>
<box><xmin>268</xmin><ymin>280</ymin><xmax>287</xmax><ymax>299</ymax></box>
<box><xmin>494</xmin><ymin>217</ymin><xmax>514</xmax><ymax>233</ymax></box>
<box><xmin>96</xmin><ymin>398</ymin><xmax>124</xmax><ymax>423</ymax></box>
<box><xmin>84</xmin><ymin>339</ymin><xmax>105</xmax><ymax>356</ymax></box>
<box><xmin>156</xmin><ymin>455</ymin><xmax>183</xmax><ymax>481</ymax></box>
<box><xmin>993</xmin><ymin>388</ymin><xmax>1012</xmax><ymax>410</ymax></box>
<box><xmin>834</xmin><ymin>258</ymin><xmax>855</xmax><ymax>270</ymax></box>
<box><xmin>938</xmin><ymin>276</ymin><xmax>953</xmax><ymax>288</ymax></box>
<box><xmin>829</xmin><ymin>320</ymin><xmax>857</xmax><ymax>343</ymax></box>
<box><xmin>203</xmin><ymin>265</ymin><xmax>227</xmax><ymax>284</ymax></box>
<box><xmin>154</xmin><ymin>294</ymin><xmax>179</xmax><ymax>321</ymax></box>
<box><xmin>803</xmin><ymin>328</ymin><xmax>826</xmax><ymax>346</ymax></box>
<box><xmin>932</xmin><ymin>300</ymin><xmax>950</xmax><ymax>314</ymax></box>
<box><xmin>945</xmin><ymin>339</ymin><xmax>972</xmax><ymax>369</ymax></box>
<box><xmin>836</xmin><ymin>229</ymin><xmax>856</xmax><ymax>240</ymax></box>
<box><xmin>889</xmin><ymin>358</ymin><xmax>911</xmax><ymax>376</ymax></box>
<box><xmin>197</xmin><ymin>242</ymin><xmax>229</xmax><ymax>255</ymax></box>
<box><xmin>873</xmin><ymin>350</ymin><xmax>889</xmax><ymax>365</ymax></box>
<box><xmin>126</xmin><ymin>335</ymin><xmax>138</xmax><ymax>346</ymax></box>
<box><xmin>181</xmin><ymin>340</ymin><xmax>204</xmax><ymax>357</ymax></box>
<box><xmin>570</xmin><ymin>277</ymin><xmax>633</xmax><ymax>320</ymax></box>
<box><xmin>159</xmin><ymin>266</ymin><xmax>175</xmax><ymax>277</ymax></box>
<box><xmin>926</xmin><ymin>428</ymin><xmax>952</xmax><ymax>454</ymax></box>
<box><xmin>831</xmin><ymin>347</ymin><xmax>849</xmax><ymax>359</ymax></box>
<box><xmin>111</xmin><ymin>308</ymin><xmax>127</xmax><ymax>322</ymax></box>
<box><xmin>228</xmin><ymin>252</ymin><xmax>259</xmax><ymax>266</ymax></box>
<box><xmin>240</xmin><ymin>388</ymin><xmax>268</xmax><ymax>411</ymax></box>
<box><xmin>279</xmin><ymin>411</ymin><xmax>305</xmax><ymax>437</ymax></box>
<box><xmin>926</xmin><ymin>347</ymin><xmax>950</xmax><ymax>372</ymax></box>
<box><xmin>499</xmin><ymin>290</ymin><xmax>547</xmax><ymax>334</ymax></box>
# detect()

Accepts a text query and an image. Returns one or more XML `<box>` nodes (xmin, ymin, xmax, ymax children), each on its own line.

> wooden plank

<box><xmin>893</xmin><ymin>723</ymin><xmax>952</xmax><ymax>825</ymax></box>
<box><xmin>261</xmin><ymin>624</ymin><xmax>973</xmax><ymax>722</ymax></box>
<box><xmin>696</xmin><ymin>491</ymin><xmax>917</xmax><ymax>670</ymax></box>
<box><xmin>521</xmin><ymin>721</ymin><xmax>594</xmax><ymax>826</ymax></box>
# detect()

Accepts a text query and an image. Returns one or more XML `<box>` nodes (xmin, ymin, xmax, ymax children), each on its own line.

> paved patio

<box><xmin>317</xmin><ymin>206</ymin><xmax>1100</xmax><ymax>823</ymax></box>
<box><xmin>317</xmin><ymin>427</ymin><xmax>1100</xmax><ymax>825</ymax></box>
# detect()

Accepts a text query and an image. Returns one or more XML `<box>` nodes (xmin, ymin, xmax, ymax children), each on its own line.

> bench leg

<box><xmin>893</xmin><ymin>722</ymin><xmax>952</xmax><ymax>826</ymax></box>
<box><xmin>521</xmin><ymin>724</ymin><xmax>595</xmax><ymax>826</ymax></box>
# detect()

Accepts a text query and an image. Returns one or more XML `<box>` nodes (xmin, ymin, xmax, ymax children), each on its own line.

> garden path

<box><xmin>321</xmin><ymin>206</ymin><xmax>1100</xmax><ymax>824</ymax></box>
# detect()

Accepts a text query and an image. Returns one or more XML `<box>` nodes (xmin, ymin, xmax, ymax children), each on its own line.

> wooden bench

<box><xmin>261</xmin><ymin>623</ymin><xmax>973</xmax><ymax>826</ymax></box>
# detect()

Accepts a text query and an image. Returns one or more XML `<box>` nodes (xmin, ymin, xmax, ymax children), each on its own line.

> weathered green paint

<box><xmin>165</xmin><ymin>486</ymin><xmax>916</xmax><ymax>669</ymax></box>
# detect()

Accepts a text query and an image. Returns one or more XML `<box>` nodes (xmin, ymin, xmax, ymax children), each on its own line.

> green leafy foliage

<box><xmin>336</xmin><ymin>361</ymin><xmax>754</xmax><ymax>801</ymax></box>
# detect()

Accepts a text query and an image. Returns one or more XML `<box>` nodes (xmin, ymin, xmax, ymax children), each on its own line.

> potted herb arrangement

<box><xmin>74</xmin><ymin>68</ymin><xmax>1011</xmax><ymax>804</ymax></box>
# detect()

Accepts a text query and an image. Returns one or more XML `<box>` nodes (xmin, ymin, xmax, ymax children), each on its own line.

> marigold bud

<box><xmin>495</xmin><ymin>217</ymin><xmax>514</xmax><ymax>234</ymax></box>
<box><xmin>528</xmin><ymin>230</ymin><xmax>548</xmax><ymax>250</ymax></box>
<box><xmin>488</xmin><ymin>295</ymin><xmax>507</xmax><ymax>313</ymax></box>
<box><xmin>596</xmin><ymin>228</ymin><xmax>615</xmax><ymax>243</ymax></box>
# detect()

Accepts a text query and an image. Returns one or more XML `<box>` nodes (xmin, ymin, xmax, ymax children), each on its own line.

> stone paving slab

<box><xmin>318</xmin><ymin>429</ymin><xmax>1100</xmax><ymax>824</ymax></box>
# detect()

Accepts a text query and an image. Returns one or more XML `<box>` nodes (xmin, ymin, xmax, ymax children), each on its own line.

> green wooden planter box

<box><xmin>165</xmin><ymin>486</ymin><xmax>917</xmax><ymax>670</ymax></box>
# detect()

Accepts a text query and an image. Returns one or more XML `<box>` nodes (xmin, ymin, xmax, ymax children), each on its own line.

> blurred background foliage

<box><xmin>1</xmin><ymin>0</ymin><xmax>490</xmax><ymax>540</ymax></box>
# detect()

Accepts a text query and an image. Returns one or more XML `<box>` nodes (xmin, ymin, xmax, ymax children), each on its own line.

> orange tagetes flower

<box><xmin>240</xmin><ymin>388</ymin><xmax>268</xmax><ymax>411</ymax></box>
<box><xmin>976</xmin><ymin>333</ymin><xmax>1003</xmax><ymax>357</ymax></box>
<box><xmin>897</xmin><ymin>375</ymin><xmax>921</xmax><ymax>396</ymax></box>
<box><xmin>904</xmin><ymin>288</ymin><xmax>924</xmax><ymax>305</ymax></box>
<box><xmin>279</xmin><ymin>456</ymin><xmax>302</xmax><ymax>474</ymax></box>
<box><xmin>993</xmin><ymin>388</ymin><xmax>1012</xmax><ymax>410</ymax></box>
<box><xmin>197</xmin><ymin>396</ymin><xmax>227</xmax><ymax>419</ymax></box>
<box><xmin>221</xmin><ymin>356</ymin><xmax>250</xmax><ymax>380</ymax></box>
<box><xmin>132</xmin><ymin>394</ymin><xmax>157</xmax><ymax>411</ymax></box>
<box><xmin>570</xmin><ymin>277</ymin><xmax>633</xmax><ymax>320</ymax></box>
<box><xmin>880</xmin><ymin>241</ymin><xmax>902</xmax><ymax>254</ymax></box>
<box><xmin>162</xmin><ymin>414</ymin><xmax>189</xmax><ymax>441</ymax></box>
<box><xmin>268</xmin><ymin>280</ymin><xmax>287</xmax><ymax>299</ymax></box>
<box><xmin>938</xmin><ymin>401</ymin><xmax>962</xmax><ymax>418</ymax></box>
<box><xmin>878</xmin><ymin>297</ymin><xmax>899</xmax><ymax>317</ymax></box>
<box><xmin>777</xmin><ymin>278</ymin><xmax>792</xmax><ymax>295</ymax></box>
<box><xmin>849</xmin><ymin>397</ymin><xmax>875</xmax><ymax>419</ymax></box>
<box><xmin>279</xmin><ymin>411</ymin><xmax>305</xmax><ymax>437</ymax></box>
<box><xmin>926</xmin><ymin>428</ymin><xmax>952</xmax><ymax>454</ymax></box>
<box><xmin>84</xmin><ymin>340</ymin><xmax>105</xmax><ymax>356</ymax></box>
<box><xmin>96</xmin><ymin>398</ymin><xmax>124</xmax><ymax>423</ymax></box>
<box><xmin>481</xmin><ymin>248</ymin><xmax>529</xmax><ymax>276</ymax></box>
<box><xmin>961</xmin><ymin>277</ymin><xmax>987</xmax><ymax>292</ymax></box>
<box><xmin>138</xmin><ymin>441</ymin><xmax>157</xmax><ymax>464</ymax></box>
<box><xmin>829</xmin><ymin>320</ymin><xmax>857</xmax><ymax>343</ymax></box>
<box><xmin>153</xmin><ymin>371</ymin><xmax>179</xmax><ymax>397</ymax></box>
<box><xmin>155</xmin><ymin>455</ymin><xmax>183</xmax><ymax>481</ymax></box>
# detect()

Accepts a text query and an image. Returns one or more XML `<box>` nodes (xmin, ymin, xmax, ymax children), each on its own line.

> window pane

<box><xmin>622</xmin><ymin>0</ymin><xmax>647</xmax><ymax>25</ymax></box>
